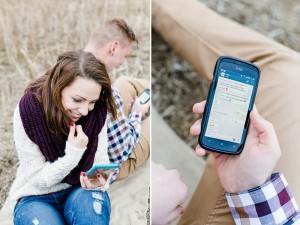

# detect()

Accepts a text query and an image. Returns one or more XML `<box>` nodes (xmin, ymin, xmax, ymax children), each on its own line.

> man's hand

<box><xmin>190</xmin><ymin>101</ymin><xmax>281</xmax><ymax>193</ymax></box>
<box><xmin>131</xmin><ymin>97</ymin><xmax>150</xmax><ymax>116</ymax></box>
<box><xmin>151</xmin><ymin>162</ymin><xmax>188</xmax><ymax>225</ymax></box>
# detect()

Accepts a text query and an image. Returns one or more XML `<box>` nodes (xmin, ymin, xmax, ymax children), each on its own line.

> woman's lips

<box><xmin>70</xmin><ymin>111</ymin><xmax>81</xmax><ymax>119</ymax></box>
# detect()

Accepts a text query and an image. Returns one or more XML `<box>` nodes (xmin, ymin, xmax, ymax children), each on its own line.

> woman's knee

<box><xmin>64</xmin><ymin>188</ymin><xmax>111</xmax><ymax>225</ymax></box>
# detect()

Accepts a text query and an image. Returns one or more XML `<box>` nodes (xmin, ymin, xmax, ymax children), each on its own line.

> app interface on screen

<box><xmin>205</xmin><ymin>69</ymin><xmax>255</xmax><ymax>143</ymax></box>
<box><xmin>139</xmin><ymin>92</ymin><xmax>150</xmax><ymax>103</ymax></box>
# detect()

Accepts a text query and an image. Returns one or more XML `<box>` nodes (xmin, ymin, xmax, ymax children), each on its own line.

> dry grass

<box><xmin>0</xmin><ymin>0</ymin><xmax>150</xmax><ymax>211</ymax></box>
<box><xmin>2</xmin><ymin>0</ymin><xmax>300</xmax><ymax>222</ymax></box>
<box><xmin>152</xmin><ymin>0</ymin><xmax>300</xmax><ymax>150</ymax></box>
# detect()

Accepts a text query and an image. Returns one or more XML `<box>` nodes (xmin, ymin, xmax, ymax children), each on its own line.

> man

<box><xmin>85</xmin><ymin>18</ymin><xmax>150</xmax><ymax>181</ymax></box>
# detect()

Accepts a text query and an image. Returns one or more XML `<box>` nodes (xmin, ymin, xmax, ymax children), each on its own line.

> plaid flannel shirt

<box><xmin>226</xmin><ymin>173</ymin><xmax>300</xmax><ymax>225</ymax></box>
<box><xmin>107</xmin><ymin>88</ymin><xmax>142</xmax><ymax>183</ymax></box>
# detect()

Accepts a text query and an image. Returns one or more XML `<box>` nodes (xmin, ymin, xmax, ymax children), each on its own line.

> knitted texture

<box><xmin>0</xmin><ymin>106</ymin><xmax>109</xmax><ymax>225</ymax></box>
<box><xmin>19</xmin><ymin>88</ymin><xmax>107</xmax><ymax>185</ymax></box>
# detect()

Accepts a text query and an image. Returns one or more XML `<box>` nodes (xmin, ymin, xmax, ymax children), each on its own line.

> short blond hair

<box><xmin>89</xmin><ymin>18</ymin><xmax>138</xmax><ymax>47</ymax></box>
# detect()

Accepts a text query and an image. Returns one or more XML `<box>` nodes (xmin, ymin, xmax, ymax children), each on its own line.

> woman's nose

<box><xmin>78</xmin><ymin>105</ymin><xmax>88</xmax><ymax>116</ymax></box>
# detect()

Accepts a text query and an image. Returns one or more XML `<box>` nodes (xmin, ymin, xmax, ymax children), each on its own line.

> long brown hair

<box><xmin>26</xmin><ymin>50</ymin><xmax>117</xmax><ymax>136</ymax></box>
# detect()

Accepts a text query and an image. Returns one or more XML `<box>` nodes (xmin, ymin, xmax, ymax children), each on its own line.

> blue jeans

<box><xmin>14</xmin><ymin>186</ymin><xmax>111</xmax><ymax>225</ymax></box>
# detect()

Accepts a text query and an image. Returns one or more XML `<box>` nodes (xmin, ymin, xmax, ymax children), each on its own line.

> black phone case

<box><xmin>199</xmin><ymin>56</ymin><xmax>260</xmax><ymax>155</ymax></box>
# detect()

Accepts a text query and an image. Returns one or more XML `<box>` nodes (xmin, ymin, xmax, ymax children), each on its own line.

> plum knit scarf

<box><xmin>19</xmin><ymin>88</ymin><xmax>107</xmax><ymax>185</ymax></box>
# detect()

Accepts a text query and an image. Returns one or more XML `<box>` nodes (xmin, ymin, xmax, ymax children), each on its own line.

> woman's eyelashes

<box><xmin>73</xmin><ymin>98</ymin><xmax>97</xmax><ymax>105</ymax></box>
<box><xmin>73</xmin><ymin>98</ymin><xmax>82</xmax><ymax>103</ymax></box>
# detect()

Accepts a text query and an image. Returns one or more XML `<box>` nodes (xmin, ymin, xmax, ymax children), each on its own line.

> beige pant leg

<box><xmin>113</xmin><ymin>76</ymin><xmax>150</xmax><ymax>179</ymax></box>
<box><xmin>153</xmin><ymin>0</ymin><xmax>300</xmax><ymax>224</ymax></box>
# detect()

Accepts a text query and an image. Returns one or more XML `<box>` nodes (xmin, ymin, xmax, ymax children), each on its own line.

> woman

<box><xmin>4</xmin><ymin>50</ymin><xmax>117</xmax><ymax>225</ymax></box>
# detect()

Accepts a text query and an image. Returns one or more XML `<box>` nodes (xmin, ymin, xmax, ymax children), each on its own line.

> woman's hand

<box><xmin>68</xmin><ymin>122</ymin><xmax>89</xmax><ymax>149</ymax></box>
<box><xmin>151</xmin><ymin>162</ymin><xmax>188</xmax><ymax>225</ymax></box>
<box><xmin>79</xmin><ymin>171</ymin><xmax>107</xmax><ymax>189</ymax></box>
<box><xmin>190</xmin><ymin>101</ymin><xmax>281</xmax><ymax>193</ymax></box>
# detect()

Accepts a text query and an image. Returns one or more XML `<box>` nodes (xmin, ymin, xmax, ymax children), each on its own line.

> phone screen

<box><xmin>199</xmin><ymin>57</ymin><xmax>260</xmax><ymax>154</ymax></box>
<box><xmin>205</xmin><ymin>68</ymin><xmax>255</xmax><ymax>143</ymax></box>
<box><xmin>139</xmin><ymin>89</ymin><xmax>150</xmax><ymax>104</ymax></box>
<box><xmin>86</xmin><ymin>163</ymin><xmax>119</xmax><ymax>177</ymax></box>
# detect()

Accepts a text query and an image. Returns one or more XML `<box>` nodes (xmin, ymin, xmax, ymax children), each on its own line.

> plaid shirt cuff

<box><xmin>129</xmin><ymin>111</ymin><xmax>142</xmax><ymax>125</ymax></box>
<box><xmin>226</xmin><ymin>173</ymin><xmax>299</xmax><ymax>225</ymax></box>
<box><xmin>108</xmin><ymin>168</ymin><xmax>119</xmax><ymax>184</ymax></box>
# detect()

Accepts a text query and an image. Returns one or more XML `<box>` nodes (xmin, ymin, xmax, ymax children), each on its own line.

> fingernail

<box><xmin>81</xmin><ymin>172</ymin><xmax>86</xmax><ymax>177</ymax></box>
<box><xmin>70</xmin><ymin>122</ymin><xmax>74</xmax><ymax>126</ymax></box>
<box><xmin>97</xmin><ymin>174</ymin><xmax>101</xmax><ymax>178</ymax></box>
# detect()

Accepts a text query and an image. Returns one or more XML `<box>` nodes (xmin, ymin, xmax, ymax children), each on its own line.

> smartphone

<box><xmin>86</xmin><ymin>163</ymin><xmax>119</xmax><ymax>177</ymax></box>
<box><xmin>138</xmin><ymin>89</ymin><xmax>150</xmax><ymax>104</ymax></box>
<box><xmin>198</xmin><ymin>56</ymin><xmax>260</xmax><ymax>154</ymax></box>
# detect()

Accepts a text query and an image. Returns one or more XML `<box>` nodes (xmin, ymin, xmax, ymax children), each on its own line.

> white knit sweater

<box><xmin>0</xmin><ymin>105</ymin><xmax>110</xmax><ymax>225</ymax></box>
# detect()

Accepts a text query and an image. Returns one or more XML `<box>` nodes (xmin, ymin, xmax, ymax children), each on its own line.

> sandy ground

<box><xmin>0</xmin><ymin>0</ymin><xmax>150</xmax><ymax>224</ymax></box>
<box><xmin>108</xmin><ymin>160</ymin><xmax>150</xmax><ymax>224</ymax></box>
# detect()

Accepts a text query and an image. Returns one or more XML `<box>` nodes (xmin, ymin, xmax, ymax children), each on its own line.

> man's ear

<box><xmin>110</xmin><ymin>40</ymin><xmax>119</xmax><ymax>56</ymax></box>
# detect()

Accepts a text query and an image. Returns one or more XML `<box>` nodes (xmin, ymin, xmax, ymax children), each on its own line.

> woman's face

<box><xmin>61</xmin><ymin>76</ymin><xmax>102</xmax><ymax>122</ymax></box>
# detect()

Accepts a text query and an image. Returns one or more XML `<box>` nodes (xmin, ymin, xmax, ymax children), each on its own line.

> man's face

<box><xmin>105</xmin><ymin>42</ymin><xmax>133</xmax><ymax>72</ymax></box>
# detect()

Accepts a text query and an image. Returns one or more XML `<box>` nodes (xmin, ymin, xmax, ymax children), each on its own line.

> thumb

<box><xmin>134</xmin><ymin>97</ymin><xmax>140</xmax><ymax>104</ymax></box>
<box><xmin>166</xmin><ymin>205</ymin><xmax>184</xmax><ymax>223</ymax></box>
<box><xmin>68</xmin><ymin>122</ymin><xmax>76</xmax><ymax>139</ymax></box>
<box><xmin>97</xmin><ymin>173</ymin><xmax>107</xmax><ymax>186</ymax></box>
<box><xmin>250</xmin><ymin>109</ymin><xmax>276</xmax><ymax>144</ymax></box>
<box><xmin>250</xmin><ymin>109</ymin><xmax>269</xmax><ymax>134</ymax></box>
